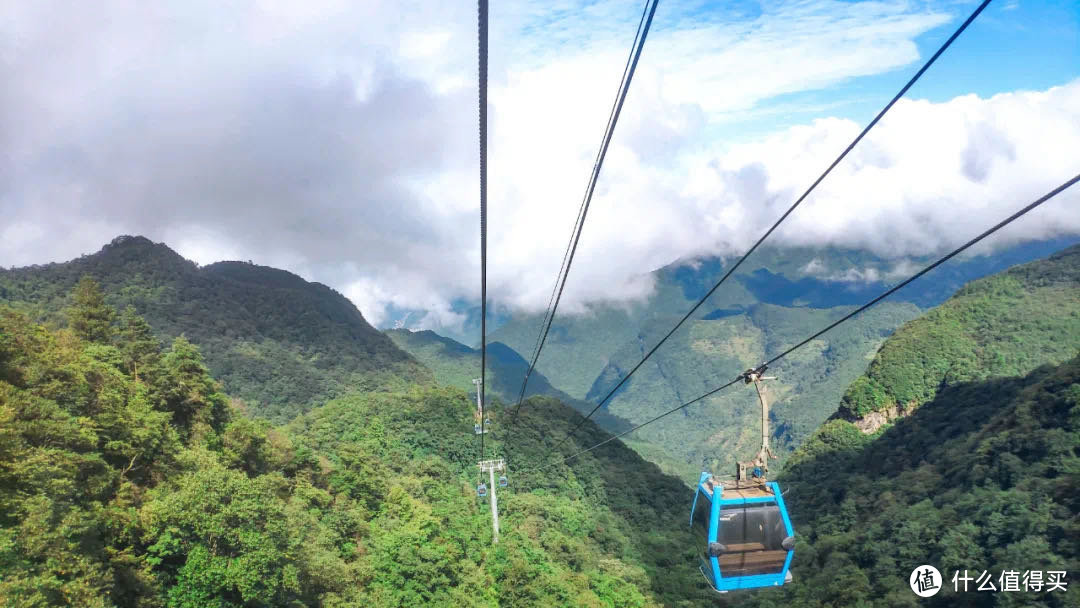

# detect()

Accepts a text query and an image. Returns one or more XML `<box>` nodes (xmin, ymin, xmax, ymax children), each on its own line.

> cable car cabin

<box><xmin>690</xmin><ymin>472</ymin><xmax>795</xmax><ymax>592</ymax></box>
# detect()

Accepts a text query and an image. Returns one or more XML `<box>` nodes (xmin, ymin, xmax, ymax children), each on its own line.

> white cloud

<box><xmin>1</xmin><ymin>0</ymin><xmax>1077</xmax><ymax>338</ymax></box>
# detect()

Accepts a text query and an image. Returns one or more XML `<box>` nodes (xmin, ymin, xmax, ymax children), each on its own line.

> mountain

<box><xmin>590</xmin><ymin>300</ymin><xmax>921</xmax><ymax>482</ymax></box>
<box><xmin>487</xmin><ymin>238</ymin><xmax>1080</xmax><ymax>400</ymax></box>
<box><xmin>483</xmin><ymin>237</ymin><xmax>1080</xmax><ymax>483</ymax></box>
<box><xmin>738</xmin><ymin>246</ymin><xmax>1080</xmax><ymax>607</ymax></box>
<box><xmin>0</xmin><ymin>235</ymin><xmax>431</xmax><ymax>421</ymax></box>
<box><xmin>838</xmin><ymin>243</ymin><xmax>1080</xmax><ymax>424</ymax></box>
<box><xmin>0</xmin><ymin>291</ymin><xmax>714</xmax><ymax>607</ymax></box>
<box><xmin>385</xmin><ymin>329</ymin><xmax>560</xmax><ymax>400</ymax></box>
<box><xmin>385</xmin><ymin>328</ymin><xmax>635</xmax><ymax>434</ymax></box>
<box><xmin>5</xmin><ymin>237</ymin><xmax>1077</xmax><ymax>607</ymax></box>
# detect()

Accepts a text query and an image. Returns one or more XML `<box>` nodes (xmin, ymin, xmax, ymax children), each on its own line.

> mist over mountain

<box><xmin>474</xmin><ymin>236</ymin><xmax>1080</xmax><ymax>481</ymax></box>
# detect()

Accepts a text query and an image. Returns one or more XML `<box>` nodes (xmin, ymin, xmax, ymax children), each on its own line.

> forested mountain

<box><xmin>0</xmin><ymin>280</ymin><xmax>720</xmax><ymax>607</ymax></box>
<box><xmin>485</xmin><ymin>237</ymin><xmax>1080</xmax><ymax>483</ymax></box>
<box><xmin>385</xmin><ymin>329</ymin><xmax>562</xmax><ymax>400</ymax></box>
<box><xmin>838</xmin><ymin>244</ymin><xmax>1080</xmax><ymax>423</ymax></box>
<box><xmin>748</xmin><ymin>357</ymin><xmax>1080</xmax><ymax>608</ymax></box>
<box><xmin>736</xmin><ymin>246</ymin><xmax>1080</xmax><ymax>607</ymax></box>
<box><xmin>385</xmin><ymin>328</ymin><xmax>633</xmax><ymax>434</ymax></box>
<box><xmin>0</xmin><ymin>236</ymin><xmax>431</xmax><ymax>421</ymax></box>
<box><xmin>486</xmin><ymin>238</ymin><xmax>1078</xmax><ymax>399</ymax></box>
<box><xmin>3</xmin><ymin>242</ymin><xmax>1078</xmax><ymax>607</ymax></box>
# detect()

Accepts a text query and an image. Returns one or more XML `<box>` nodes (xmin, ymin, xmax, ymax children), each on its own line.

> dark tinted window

<box><xmin>717</xmin><ymin>504</ymin><xmax>786</xmax><ymax>550</ymax></box>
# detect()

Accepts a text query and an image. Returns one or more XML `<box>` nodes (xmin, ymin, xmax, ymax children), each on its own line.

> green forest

<box><xmin>839</xmin><ymin>245</ymin><xmax>1080</xmax><ymax>419</ymax></box>
<box><xmin>738</xmin><ymin>245</ymin><xmax>1080</xmax><ymax>608</ymax></box>
<box><xmin>2</xmin><ymin>241</ymin><xmax>1078</xmax><ymax>607</ymax></box>
<box><xmin>384</xmin><ymin>329</ymin><xmax>633</xmax><ymax>436</ymax></box>
<box><xmin>0</xmin><ymin>278</ymin><xmax>713</xmax><ymax>607</ymax></box>
<box><xmin>751</xmin><ymin>355</ymin><xmax>1080</xmax><ymax>608</ymax></box>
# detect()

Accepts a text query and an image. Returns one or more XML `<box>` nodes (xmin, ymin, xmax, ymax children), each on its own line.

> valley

<box><xmin>1</xmin><ymin>237</ymin><xmax>1077</xmax><ymax>607</ymax></box>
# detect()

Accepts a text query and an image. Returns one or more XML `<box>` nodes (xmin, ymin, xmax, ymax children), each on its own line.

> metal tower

<box><xmin>472</xmin><ymin>378</ymin><xmax>490</xmax><ymax>434</ymax></box>
<box><xmin>478</xmin><ymin>458</ymin><xmax>505</xmax><ymax>544</ymax></box>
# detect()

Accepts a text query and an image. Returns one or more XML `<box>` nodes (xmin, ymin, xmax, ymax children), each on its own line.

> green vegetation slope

<box><xmin>595</xmin><ymin>301</ymin><xmax>921</xmax><ymax>483</ymax></box>
<box><xmin>746</xmin><ymin>356</ymin><xmax>1080</xmax><ymax>608</ymax></box>
<box><xmin>386</xmin><ymin>328</ymin><xmax>636</xmax><ymax>436</ymax></box>
<box><xmin>735</xmin><ymin>245</ymin><xmax>1080</xmax><ymax>607</ymax></box>
<box><xmin>840</xmin><ymin>244</ymin><xmax>1080</xmax><ymax>420</ymax></box>
<box><xmin>0</xmin><ymin>281</ymin><xmax>717</xmax><ymax>607</ymax></box>
<box><xmin>385</xmin><ymin>329</ymin><xmax>566</xmax><ymax>400</ymax></box>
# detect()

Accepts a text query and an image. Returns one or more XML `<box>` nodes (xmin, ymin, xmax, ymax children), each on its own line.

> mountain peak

<box><xmin>94</xmin><ymin>234</ymin><xmax>196</xmax><ymax>270</ymax></box>
<box><xmin>104</xmin><ymin>234</ymin><xmax>156</xmax><ymax>249</ymax></box>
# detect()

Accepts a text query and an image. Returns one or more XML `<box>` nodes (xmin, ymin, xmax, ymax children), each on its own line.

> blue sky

<box><xmin>850</xmin><ymin>2</ymin><xmax>1076</xmax><ymax>110</ymax></box>
<box><xmin>680</xmin><ymin>0</ymin><xmax>1080</xmax><ymax>142</ymax></box>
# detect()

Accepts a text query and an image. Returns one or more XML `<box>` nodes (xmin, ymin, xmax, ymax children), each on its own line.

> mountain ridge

<box><xmin>0</xmin><ymin>235</ymin><xmax>431</xmax><ymax>421</ymax></box>
<box><xmin>385</xmin><ymin>327</ymin><xmax>636</xmax><ymax>434</ymax></box>
<box><xmin>838</xmin><ymin>243</ymin><xmax>1080</xmax><ymax>424</ymax></box>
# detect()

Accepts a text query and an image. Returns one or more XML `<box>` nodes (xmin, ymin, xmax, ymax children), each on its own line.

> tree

<box><xmin>118</xmin><ymin>305</ymin><xmax>160</xmax><ymax>382</ymax></box>
<box><xmin>69</xmin><ymin>276</ymin><xmax>114</xmax><ymax>343</ymax></box>
<box><xmin>157</xmin><ymin>336</ymin><xmax>230</xmax><ymax>440</ymax></box>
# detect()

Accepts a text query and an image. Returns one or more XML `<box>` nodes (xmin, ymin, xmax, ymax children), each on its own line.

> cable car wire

<box><xmin>478</xmin><ymin>0</ymin><xmax>489</xmax><ymax>481</ymax></box>
<box><xmin>520</xmin><ymin>0</ymin><xmax>652</xmax><ymax>387</ymax></box>
<box><xmin>500</xmin><ymin>0</ymin><xmax>651</xmax><ymax>466</ymax></box>
<box><xmin>524</xmin><ymin>172</ymin><xmax>1079</xmax><ymax>474</ymax></box>
<box><xmin>509</xmin><ymin>0</ymin><xmax>661</xmax><ymax>426</ymax></box>
<box><xmin>762</xmin><ymin>173</ymin><xmax>1080</xmax><ymax>368</ymax></box>
<box><xmin>543</xmin><ymin>0</ymin><xmax>993</xmax><ymax>458</ymax></box>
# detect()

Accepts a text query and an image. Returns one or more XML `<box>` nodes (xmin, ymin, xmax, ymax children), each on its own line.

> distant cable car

<box><xmin>689</xmin><ymin>365</ymin><xmax>794</xmax><ymax>592</ymax></box>
<box><xmin>485</xmin><ymin>418</ymin><xmax>492</xmax><ymax>426</ymax></box>
<box><xmin>477</xmin><ymin>482</ymin><xmax>487</xmax><ymax>497</ymax></box>
<box><xmin>499</xmin><ymin>474</ymin><xmax>508</xmax><ymax>487</ymax></box>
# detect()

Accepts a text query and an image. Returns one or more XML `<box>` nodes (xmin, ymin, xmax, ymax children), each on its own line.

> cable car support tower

<box><xmin>478</xmin><ymin>458</ymin><xmax>505</xmax><ymax>544</ymax></box>
<box><xmin>472</xmin><ymin>378</ymin><xmax>490</xmax><ymax>434</ymax></box>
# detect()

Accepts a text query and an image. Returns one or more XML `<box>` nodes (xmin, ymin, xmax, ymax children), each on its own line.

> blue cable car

<box><xmin>690</xmin><ymin>473</ymin><xmax>795</xmax><ymax>592</ymax></box>
<box><xmin>498</xmin><ymin>474</ymin><xmax>508</xmax><ymax>487</ymax></box>
<box><xmin>689</xmin><ymin>366</ymin><xmax>795</xmax><ymax>592</ymax></box>
<box><xmin>477</xmin><ymin>482</ymin><xmax>487</xmax><ymax>497</ymax></box>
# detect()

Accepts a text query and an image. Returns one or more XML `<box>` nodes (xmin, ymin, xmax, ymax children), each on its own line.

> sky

<box><xmin>1</xmin><ymin>0</ymin><xmax>1078</xmax><ymax>335</ymax></box>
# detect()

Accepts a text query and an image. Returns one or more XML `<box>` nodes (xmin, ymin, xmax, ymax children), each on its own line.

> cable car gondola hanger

<box><xmin>690</xmin><ymin>365</ymin><xmax>795</xmax><ymax>593</ymax></box>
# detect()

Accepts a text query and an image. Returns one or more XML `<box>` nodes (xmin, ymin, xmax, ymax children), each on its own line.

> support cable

<box><xmin>478</xmin><ymin>0</ymin><xmax>489</xmax><ymax>482</ymax></box>
<box><xmin>524</xmin><ymin>172</ymin><xmax>1078</xmax><ymax>475</ymax></box>
<box><xmin>521</xmin><ymin>0</ymin><xmax>652</xmax><ymax>382</ymax></box>
<box><xmin>544</xmin><ymin>0</ymin><xmax>994</xmax><ymax>457</ymax></box>
<box><xmin>510</xmin><ymin>0</ymin><xmax>660</xmax><ymax>425</ymax></box>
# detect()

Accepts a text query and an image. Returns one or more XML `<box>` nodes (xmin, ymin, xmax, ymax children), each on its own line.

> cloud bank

<box><xmin>1</xmin><ymin>0</ymin><xmax>1077</xmax><ymax>335</ymax></box>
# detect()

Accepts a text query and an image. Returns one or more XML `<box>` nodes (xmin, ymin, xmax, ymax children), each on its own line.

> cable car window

<box><xmin>716</xmin><ymin>504</ymin><xmax>788</xmax><ymax>576</ymax></box>
<box><xmin>718</xmin><ymin>504</ymin><xmax>787</xmax><ymax>550</ymax></box>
